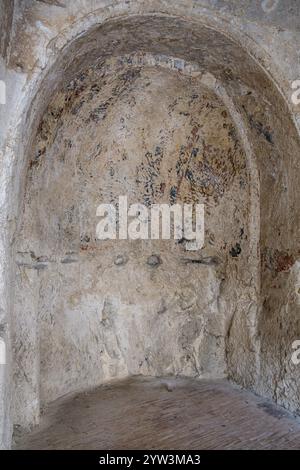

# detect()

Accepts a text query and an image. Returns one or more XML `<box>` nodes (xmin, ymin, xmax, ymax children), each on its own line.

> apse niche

<box><xmin>12</xmin><ymin>16</ymin><xmax>300</xmax><ymax>430</ymax></box>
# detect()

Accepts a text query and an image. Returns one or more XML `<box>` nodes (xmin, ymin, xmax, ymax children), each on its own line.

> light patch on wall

<box><xmin>261</xmin><ymin>0</ymin><xmax>280</xmax><ymax>13</ymax></box>
<box><xmin>0</xmin><ymin>80</ymin><xmax>6</xmax><ymax>105</ymax></box>
<box><xmin>0</xmin><ymin>338</ymin><xmax>6</xmax><ymax>365</ymax></box>
<box><xmin>292</xmin><ymin>80</ymin><xmax>300</xmax><ymax>106</ymax></box>
<box><xmin>291</xmin><ymin>340</ymin><xmax>300</xmax><ymax>365</ymax></box>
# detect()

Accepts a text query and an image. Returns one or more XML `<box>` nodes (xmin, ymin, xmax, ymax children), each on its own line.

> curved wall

<box><xmin>0</xmin><ymin>1</ymin><xmax>299</xmax><ymax>447</ymax></box>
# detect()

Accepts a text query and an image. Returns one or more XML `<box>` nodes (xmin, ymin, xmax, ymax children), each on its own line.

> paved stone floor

<box><xmin>14</xmin><ymin>377</ymin><xmax>300</xmax><ymax>450</ymax></box>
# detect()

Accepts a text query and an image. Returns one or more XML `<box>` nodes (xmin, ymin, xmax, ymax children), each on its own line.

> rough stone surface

<box><xmin>0</xmin><ymin>0</ymin><xmax>300</xmax><ymax>449</ymax></box>
<box><xmin>16</xmin><ymin>56</ymin><xmax>249</xmax><ymax>410</ymax></box>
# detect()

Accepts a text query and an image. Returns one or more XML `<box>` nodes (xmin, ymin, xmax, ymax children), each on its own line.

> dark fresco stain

<box><xmin>230</xmin><ymin>243</ymin><xmax>242</xmax><ymax>258</ymax></box>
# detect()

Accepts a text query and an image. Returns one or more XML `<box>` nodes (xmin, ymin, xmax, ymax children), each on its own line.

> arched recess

<box><xmin>4</xmin><ymin>12</ymin><xmax>300</xmax><ymax>436</ymax></box>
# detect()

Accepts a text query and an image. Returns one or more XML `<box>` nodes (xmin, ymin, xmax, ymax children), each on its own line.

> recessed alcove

<box><xmin>0</xmin><ymin>2</ymin><xmax>300</xmax><ymax>450</ymax></box>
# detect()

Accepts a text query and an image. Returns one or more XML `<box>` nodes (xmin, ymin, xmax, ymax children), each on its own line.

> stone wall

<box><xmin>0</xmin><ymin>0</ymin><xmax>300</xmax><ymax>448</ymax></box>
